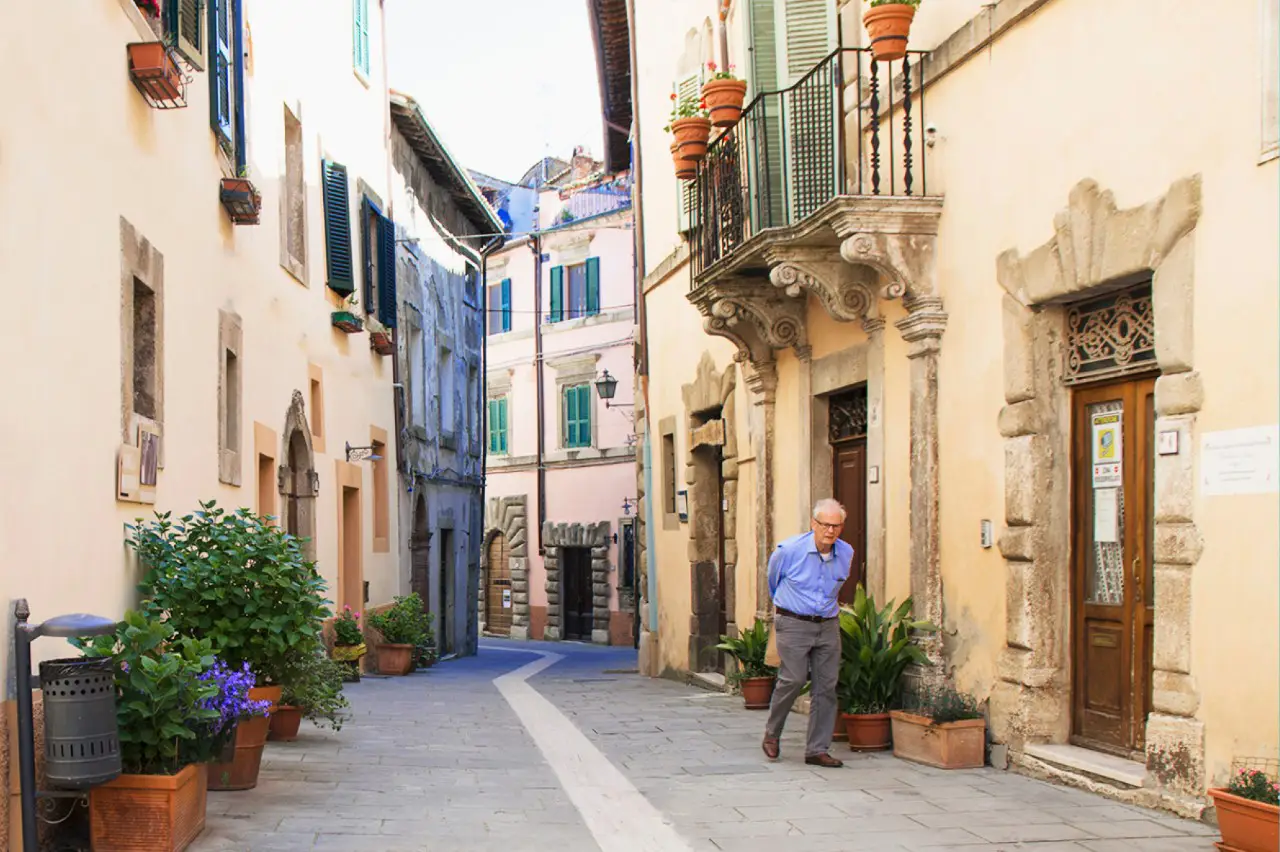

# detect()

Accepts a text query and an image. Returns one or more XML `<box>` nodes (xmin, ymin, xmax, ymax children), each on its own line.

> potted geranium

<box><xmin>74</xmin><ymin>612</ymin><xmax>219</xmax><ymax>852</ymax></box>
<box><xmin>837</xmin><ymin>586</ymin><xmax>936</xmax><ymax>751</ymax></box>
<box><xmin>701</xmin><ymin>62</ymin><xmax>748</xmax><ymax>128</ymax></box>
<box><xmin>366</xmin><ymin>593</ymin><xmax>432</xmax><ymax>676</ymax></box>
<box><xmin>715</xmin><ymin>618</ymin><xmax>777</xmax><ymax>709</ymax></box>
<box><xmin>863</xmin><ymin>0</ymin><xmax>920</xmax><ymax>62</ymax></box>
<box><xmin>1210</xmin><ymin>767</ymin><xmax>1279</xmax><ymax>852</ymax></box>
<box><xmin>131</xmin><ymin>502</ymin><xmax>332</xmax><ymax>790</ymax></box>
<box><xmin>664</xmin><ymin>90</ymin><xmax>712</xmax><ymax>162</ymax></box>
<box><xmin>331</xmin><ymin>605</ymin><xmax>367</xmax><ymax>682</ymax></box>
<box><xmin>890</xmin><ymin>682</ymin><xmax>986</xmax><ymax>769</ymax></box>
<box><xmin>332</xmin><ymin>293</ymin><xmax>364</xmax><ymax>334</ymax></box>
<box><xmin>270</xmin><ymin>642</ymin><xmax>350</xmax><ymax>741</ymax></box>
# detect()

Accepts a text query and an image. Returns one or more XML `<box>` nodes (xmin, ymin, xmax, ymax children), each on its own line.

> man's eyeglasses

<box><xmin>813</xmin><ymin>520</ymin><xmax>843</xmax><ymax>532</ymax></box>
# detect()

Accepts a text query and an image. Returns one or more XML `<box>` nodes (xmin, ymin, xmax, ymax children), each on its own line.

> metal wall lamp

<box><xmin>594</xmin><ymin>369</ymin><xmax>634</xmax><ymax>409</ymax></box>
<box><xmin>345</xmin><ymin>442</ymin><xmax>384</xmax><ymax>463</ymax></box>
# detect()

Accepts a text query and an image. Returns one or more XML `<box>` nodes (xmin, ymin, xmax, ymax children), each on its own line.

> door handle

<box><xmin>1132</xmin><ymin>556</ymin><xmax>1142</xmax><ymax>604</ymax></box>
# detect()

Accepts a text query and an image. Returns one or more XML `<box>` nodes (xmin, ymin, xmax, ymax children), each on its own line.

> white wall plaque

<box><xmin>1201</xmin><ymin>425</ymin><xmax>1280</xmax><ymax>496</ymax></box>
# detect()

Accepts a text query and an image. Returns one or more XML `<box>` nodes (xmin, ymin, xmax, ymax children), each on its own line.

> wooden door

<box><xmin>562</xmin><ymin>547</ymin><xmax>593</xmax><ymax>641</ymax></box>
<box><xmin>438</xmin><ymin>528</ymin><xmax>453</xmax><ymax>655</ymax></box>
<box><xmin>1071</xmin><ymin>376</ymin><xmax>1156</xmax><ymax>756</ymax></box>
<box><xmin>833</xmin><ymin>441</ymin><xmax>867</xmax><ymax>604</ymax></box>
<box><xmin>486</xmin><ymin>533</ymin><xmax>512</xmax><ymax>635</ymax></box>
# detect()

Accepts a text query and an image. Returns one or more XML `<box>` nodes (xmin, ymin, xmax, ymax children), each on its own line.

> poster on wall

<box><xmin>1091</xmin><ymin>411</ymin><xmax>1123</xmax><ymax>488</ymax></box>
<box><xmin>502</xmin><ymin>588</ymin><xmax>512</xmax><ymax>609</ymax></box>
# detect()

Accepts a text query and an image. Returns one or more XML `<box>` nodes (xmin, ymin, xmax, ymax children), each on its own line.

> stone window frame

<box><xmin>658</xmin><ymin>415</ymin><xmax>680</xmax><ymax>531</ymax></box>
<box><xmin>403</xmin><ymin>308</ymin><xmax>426</xmax><ymax>433</ymax></box>
<box><xmin>371</xmin><ymin>424</ymin><xmax>390</xmax><ymax>553</ymax></box>
<box><xmin>254</xmin><ymin>422</ymin><xmax>278</xmax><ymax>521</ymax></box>
<box><xmin>308</xmin><ymin>363</ymin><xmax>326</xmax><ymax>454</ymax></box>
<box><xmin>120</xmin><ymin>218</ymin><xmax>165</xmax><ymax>472</ymax></box>
<box><xmin>550</xmin><ymin>353</ymin><xmax>601</xmax><ymax>451</ymax></box>
<box><xmin>1261</xmin><ymin>0</ymin><xmax>1279</xmax><ymax>163</ymax></box>
<box><xmin>280</xmin><ymin>101</ymin><xmax>308</xmax><ymax>284</ymax></box>
<box><xmin>218</xmin><ymin>309</ymin><xmax>244</xmax><ymax>486</ymax></box>
<box><xmin>437</xmin><ymin>331</ymin><xmax>457</xmax><ymax>450</ymax></box>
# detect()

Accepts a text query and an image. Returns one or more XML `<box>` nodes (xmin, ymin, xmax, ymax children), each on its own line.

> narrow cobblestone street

<box><xmin>193</xmin><ymin>641</ymin><xmax>1218</xmax><ymax>852</ymax></box>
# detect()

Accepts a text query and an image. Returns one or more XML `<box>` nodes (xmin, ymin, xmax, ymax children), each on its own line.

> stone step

<box><xmin>1024</xmin><ymin>742</ymin><xmax>1146</xmax><ymax>788</ymax></box>
<box><xmin>688</xmin><ymin>671</ymin><xmax>729</xmax><ymax>693</ymax></box>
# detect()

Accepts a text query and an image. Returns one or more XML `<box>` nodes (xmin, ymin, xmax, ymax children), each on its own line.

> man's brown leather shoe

<box><xmin>804</xmin><ymin>752</ymin><xmax>844</xmax><ymax>768</ymax></box>
<box><xmin>762</xmin><ymin>737</ymin><xmax>780</xmax><ymax>760</ymax></box>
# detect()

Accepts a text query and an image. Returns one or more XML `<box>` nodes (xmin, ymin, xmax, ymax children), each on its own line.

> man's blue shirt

<box><xmin>767</xmin><ymin>531</ymin><xmax>853</xmax><ymax>619</ymax></box>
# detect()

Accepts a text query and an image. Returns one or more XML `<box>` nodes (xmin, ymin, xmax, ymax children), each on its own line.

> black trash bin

<box><xmin>38</xmin><ymin>657</ymin><xmax>121</xmax><ymax>789</ymax></box>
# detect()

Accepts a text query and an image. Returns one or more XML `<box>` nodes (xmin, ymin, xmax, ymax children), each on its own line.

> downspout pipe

<box><xmin>478</xmin><ymin>231</ymin><xmax>504</xmax><ymax>534</ymax></box>
<box><xmin>529</xmin><ymin>229</ymin><xmax>546</xmax><ymax>554</ymax></box>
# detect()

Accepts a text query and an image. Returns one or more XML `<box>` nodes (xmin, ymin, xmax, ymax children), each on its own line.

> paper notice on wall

<box><xmin>1201</xmin><ymin>425</ymin><xmax>1280</xmax><ymax>496</ymax></box>
<box><xmin>1092</xmin><ymin>411</ymin><xmax>1123</xmax><ymax>488</ymax></box>
<box><xmin>1093</xmin><ymin>487</ymin><xmax>1119</xmax><ymax>543</ymax></box>
<box><xmin>502</xmin><ymin>588</ymin><xmax>512</xmax><ymax>609</ymax></box>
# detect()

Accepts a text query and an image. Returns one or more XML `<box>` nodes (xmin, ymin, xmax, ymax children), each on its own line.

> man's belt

<box><xmin>776</xmin><ymin>606</ymin><xmax>835</xmax><ymax>624</ymax></box>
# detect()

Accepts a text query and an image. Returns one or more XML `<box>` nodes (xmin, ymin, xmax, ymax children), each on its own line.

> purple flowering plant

<box><xmin>197</xmin><ymin>659</ymin><xmax>271</xmax><ymax>753</ymax></box>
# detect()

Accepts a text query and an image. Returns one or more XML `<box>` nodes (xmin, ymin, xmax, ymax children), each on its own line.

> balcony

<box><xmin>689</xmin><ymin>47</ymin><xmax>939</xmax><ymax>286</ymax></box>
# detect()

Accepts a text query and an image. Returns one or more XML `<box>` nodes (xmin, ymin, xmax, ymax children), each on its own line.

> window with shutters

<box><xmin>352</xmin><ymin>0</ymin><xmax>371</xmax><ymax>79</ymax></box>
<box><xmin>322</xmin><ymin>160</ymin><xmax>355</xmax><ymax>294</ymax></box>
<box><xmin>549</xmin><ymin>265</ymin><xmax>564</xmax><ymax>322</ymax></box>
<box><xmin>208</xmin><ymin>0</ymin><xmax>242</xmax><ymax>158</ymax></box>
<box><xmin>566</xmin><ymin>263</ymin><xmax>587</xmax><ymax>319</ymax></box>
<box><xmin>553</xmin><ymin>260</ymin><xmax>600</xmax><ymax>321</ymax></box>
<box><xmin>563</xmin><ymin>384</ymin><xmax>592</xmax><ymax>449</ymax></box>
<box><xmin>488</xmin><ymin>397</ymin><xmax>509</xmax><ymax>455</ymax></box>
<box><xmin>166</xmin><ymin>0</ymin><xmax>204</xmax><ymax>70</ymax></box>
<box><xmin>487</xmin><ymin>279</ymin><xmax>512</xmax><ymax>334</ymax></box>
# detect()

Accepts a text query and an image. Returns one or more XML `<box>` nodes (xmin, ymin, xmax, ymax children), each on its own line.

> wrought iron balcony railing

<box><xmin>690</xmin><ymin>47</ymin><xmax>933</xmax><ymax>282</ymax></box>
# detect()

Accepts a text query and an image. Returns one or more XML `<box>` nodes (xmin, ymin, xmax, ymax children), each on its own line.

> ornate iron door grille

<box><xmin>829</xmin><ymin>386</ymin><xmax>868</xmax><ymax>443</ymax></box>
<box><xmin>1064</xmin><ymin>284</ymin><xmax>1157</xmax><ymax>386</ymax></box>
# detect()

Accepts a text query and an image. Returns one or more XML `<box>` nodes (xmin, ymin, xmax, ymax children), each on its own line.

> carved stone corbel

<box><xmin>690</xmin><ymin>278</ymin><xmax>809</xmax><ymax>366</ymax></box>
<box><xmin>765</xmin><ymin>246</ymin><xmax>878</xmax><ymax>323</ymax></box>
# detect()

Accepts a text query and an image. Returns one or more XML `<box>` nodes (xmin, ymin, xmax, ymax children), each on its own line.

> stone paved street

<box><xmin>193</xmin><ymin>640</ymin><xmax>1218</xmax><ymax>851</ymax></box>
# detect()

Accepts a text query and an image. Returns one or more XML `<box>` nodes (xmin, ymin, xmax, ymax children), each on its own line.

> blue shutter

<box><xmin>360</xmin><ymin>198</ymin><xmax>374</xmax><ymax>310</ymax></box>
<box><xmin>322</xmin><ymin>161</ymin><xmax>354</xmax><ymax>294</ymax></box>
<box><xmin>209</xmin><ymin>0</ymin><xmax>233</xmax><ymax>148</ymax></box>
<box><xmin>500</xmin><ymin>278</ymin><xmax>512</xmax><ymax>332</ymax></box>
<box><xmin>549</xmin><ymin>266</ymin><xmax>564</xmax><ymax>322</ymax></box>
<box><xmin>488</xmin><ymin>399</ymin><xmax>498</xmax><ymax>453</ymax></box>
<box><xmin>377</xmin><ymin>213</ymin><xmax>398</xmax><ymax>328</ymax></box>
<box><xmin>585</xmin><ymin>257</ymin><xmax>600</xmax><ymax>316</ymax></box>
<box><xmin>231</xmin><ymin>0</ymin><xmax>245</xmax><ymax>171</ymax></box>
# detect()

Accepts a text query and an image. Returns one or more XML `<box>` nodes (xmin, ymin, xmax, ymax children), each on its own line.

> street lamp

<box><xmin>594</xmin><ymin>369</ymin><xmax>633</xmax><ymax>409</ymax></box>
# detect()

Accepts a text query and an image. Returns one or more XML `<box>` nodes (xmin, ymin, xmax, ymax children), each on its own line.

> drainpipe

<box><xmin>479</xmin><ymin>231</ymin><xmax>504</xmax><ymax>507</ymax></box>
<box><xmin>529</xmin><ymin>227</ymin><xmax>547</xmax><ymax>554</ymax></box>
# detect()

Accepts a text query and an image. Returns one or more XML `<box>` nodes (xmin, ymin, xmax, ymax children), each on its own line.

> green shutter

<box><xmin>501</xmin><ymin>278</ymin><xmax>512</xmax><ymax>332</ymax></box>
<box><xmin>578</xmin><ymin>385</ymin><xmax>591</xmax><ymax>446</ymax></box>
<box><xmin>585</xmin><ymin>258</ymin><xmax>600</xmax><ymax>316</ymax></box>
<box><xmin>352</xmin><ymin>0</ymin><xmax>369</xmax><ymax>74</ymax></box>
<box><xmin>749</xmin><ymin>0</ymin><xmax>784</xmax><ymax>228</ymax></box>
<box><xmin>360</xmin><ymin>197</ymin><xmax>374</xmax><ymax>310</ymax></box>
<box><xmin>549</xmin><ymin>266</ymin><xmax>564</xmax><ymax>323</ymax></box>
<box><xmin>209</xmin><ymin>0</ymin><xmax>233</xmax><ymax>148</ymax></box>
<box><xmin>377</xmin><ymin>213</ymin><xmax>397</xmax><ymax>328</ymax></box>
<box><xmin>322</xmin><ymin>160</ymin><xmax>354</xmax><ymax>294</ymax></box>
<box><xmin>498</xmin><ymin>398</ymin><xmax>508</xmax><ymax>453</ymax></box>
<box><xmin>778</xmin><ymin>0</ymin><xmax>835</xmax><ymax>84</ymax></box>
<box><xmin>777</xmin><ymin>0</ymin><xmax>837</xmax><ymax>220</ymax></box>
<box><xmin>564</xmin><ymin>385</ymin><xmax>577</xmax><ymax>446</ymax></box>
<box><xmin>749</xmin><ymin>0</ymin><xmax>779</xmax><ymax>96</ymax></box>
<box><xmin>168</xmin><ymin>0</ymin><xmax>203</xmax><ymax>69</ymax></box>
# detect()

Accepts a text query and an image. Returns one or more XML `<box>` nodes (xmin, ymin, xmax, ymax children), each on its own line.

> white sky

<box><xmin>385</xmin><ymin>0</ymin><xmax>605</xmax><ymax>183</ymax></box>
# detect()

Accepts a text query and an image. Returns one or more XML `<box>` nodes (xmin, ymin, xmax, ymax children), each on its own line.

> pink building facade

<box><xmin>481</xmin><ymin>165</ymin><xmax>639</xmax><ymax>646</ymax></box>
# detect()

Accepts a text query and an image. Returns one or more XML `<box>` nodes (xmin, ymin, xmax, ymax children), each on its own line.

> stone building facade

<box><xmin>632</xmin><ymin>0</ymin><xmax>1278</xmax><ymax>816</ymax></box>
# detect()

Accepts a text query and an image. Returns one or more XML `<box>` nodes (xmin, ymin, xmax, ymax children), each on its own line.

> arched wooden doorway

<box><xmin>485</xmin><ymin>532</ymin><xmax>512</xmax><ymax>635</ymax></box>
<box><xmin>410</xmin><ymin>495</ymin><xmax>431</xmax><ymax>611</ymax></box>
<box><xmin>279</xmin><ymin>390</ymin><xmax>317</xmax><ymax>562</ymax></box>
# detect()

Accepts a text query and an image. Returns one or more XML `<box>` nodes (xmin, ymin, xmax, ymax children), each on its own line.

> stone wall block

<box><xmin>1152</xmin><ymin>564</ymin><xmax>1193</xmax><ymax>674</ymax></box>
<box><xmin>1154</xmin><ymin>415</ymin><xmax>1195</xmax><ymax>523</ymax></box>
<box><xmin>1004</xmin><ymin>435</ymin><xmax>1047</xmax><ymax>526</ymax></box>
<box><xmin>1152</xmin><ymin>236</ymin><xmax>1195</xmax><ymax>374</ymax></box>
<box><xmin>998</xmin><ymin>400</ymin><xmax>1040</xmax><ymax>438</ymax></box>
<box><xmin>998</xmin><ymin>525</ymin><xmax>1036</xmax><ymax>562</ymax></box>
<box><xmin>1154</xmin><ymin>524</ymin><xmax>1203</xmax><ymax>566</ymax></box>
<box><xmin>1145</xmin><ymin>713</ymin><xmax>1205</xmax><ymax>796</ymax></box>
<box><xmin>1148</xmin><ymin>175</ymin><xmax>1202</xmax><ymax>267</ymax></box>
<box><xmin>724</xmin><ymin>540</ymin><xmax>738</xmax><ymax>566</ymax></box>
<box><xmin>512</xmin><ymin>591</ymin><xmax>529</xmax><ymax>605</ymax></box>
<box><xmin>1152</xmin><ymin>670</ymin><xmax>1201</xmax><ymax>717</ymax></box>
<box><xmin>1154</xmin><ymin>371</ymin><xmax>1204</xmax><ymax>417</ymax></box>
<box><xmin>1005</xmin><ymin>559</ymin><xmax>1031</xmax><ymax>650</ymax></box>
<box><xmin>1096</xmin><ymin>202</ymin><xmax>1159</xmax><ymax>285</ymax></box>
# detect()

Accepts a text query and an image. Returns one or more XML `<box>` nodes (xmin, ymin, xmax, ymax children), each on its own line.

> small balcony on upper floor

<box><xmin>688</xmin><ymin>46</ymin><xmax>941</xmax><ymax>291</ymax></box>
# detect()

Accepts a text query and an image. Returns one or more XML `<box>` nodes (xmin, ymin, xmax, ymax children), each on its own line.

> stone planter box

<box><xmin>889</xmin><ymin>710</ymin><xmax>985</xmax><ymax>769</ymax></box>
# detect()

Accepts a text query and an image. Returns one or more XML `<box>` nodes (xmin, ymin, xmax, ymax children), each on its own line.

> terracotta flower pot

<box><xmin>377</xmin><ymin>643</ymin><xmax>415</xmax><ymax>676</ymax></box>
<box><xmin>702</xmin><ymin>78</ymin><xmax>748</xmax><ymax>128</ymax></box>
<box><xmin>1210</xmin><ymin>788</ymin><xmax>1279</xmax><ymax>852</ymax></box>
<box><xmin>842</xmin><ymin>712</ymin><xmax>892</xmax><ymax>751</ymax></box>
<box><xmin>889</xmin><ymin>710</ymin><xmax>985</xmax><ymax>769</ymax></box>
<box><xmin>671</xmin><ymin>144</ymin><xmax>696</xmax><ymax>181</ymax></box>
<box><xmin>126</xmin><ymin>41</ymin><xmax>183</xmax><ymax>103</ymax></box>
<box><xmin>863</xmin><ymin>3</ymin><xmax>917</xmax><ymax>63</ymax></box>
<box><xmin>90</xmin><ymin>762</ymin><xmax>207</xmax><ymax>852</ymax></box>
<box><xmin>739</xmin><ymin>676</ymin><xmax>776</xmax><ymax>710</ymax></box>
<box><xmin>832</xmin><ymin>712</ymin><xmax>847</xmax><ymax>742</ymax></box>
<box><xmin>208</xmin><ymin>685</ymin><xmax>280</xmax><ymax>791</ymax></box>
<box><xmin>671</xmin><ymin>116</ymin><xmax>712</xmax><ymax>161</ymax></box>
<box><xmin>268</xmin><ymin>705</ymin><xmax>304</xmax><ymax>742</ymax></box>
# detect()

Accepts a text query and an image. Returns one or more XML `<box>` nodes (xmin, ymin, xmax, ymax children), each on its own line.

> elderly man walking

<box><xmin>761</xmin><ymin>498</ymin><xmax>852</xmax><ymax>767</ymax></box>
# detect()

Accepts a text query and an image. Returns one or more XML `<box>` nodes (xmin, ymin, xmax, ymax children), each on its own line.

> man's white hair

<box><xmin>812</xmin><ymin>498</ymin><xmax>847</xmax><ymax>521</ymax></box>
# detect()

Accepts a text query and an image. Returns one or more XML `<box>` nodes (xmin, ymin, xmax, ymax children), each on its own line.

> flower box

<box><xmin>127</xmin><ymin>42</ymin><xmax>186</xmax><ymax>109</ymax></box>
<box><xmin>1210</xmin><ymin>787</ymin><xmax>1280</xmax><ymax>852</ymax></box>
<box><xmin>889</xmin><ymin>710</ymin><xmax>985</xmax><ymax>769</ymax></box>
<box><xmin>220</xmin><ymin>177</ymin><xmax>262</xmax><ymax>225</ymax></box>
<box><xmin>331</xmin><ymin>311</ymin><xmax>364</xmax><ymax>334</ymax></box>
<box><xmin>89</xmin><ymin>762</ymin><xmax>207</xmax><ymax>852</ymax></box>
<box><xmin>369</xmin><ymin>330</ymin><xmax>394</xmax><ymax>356</ymax></box>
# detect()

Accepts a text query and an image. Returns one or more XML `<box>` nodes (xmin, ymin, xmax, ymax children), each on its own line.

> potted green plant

<box><xmin>701</xmin><ymin>62</ymin><xmax>748</xmax><ymax>128</ymax></box>
<box><xmin>220</xmin><ymin>167</ymin><xmax>262</xmax><ymax>225</ymax></box>
<box><xmin>863</xmin><ymin>0</ymin><xmax>920</xmax><ymax>62</ymax></box>
<box><xmin>837</xmin><ymin>586</ymin><xmax>936</xmax><ymax>751</ymax></box>
<box><xmin>270</xmin><ymin>642</ymin><xmax>350</xmax><ymax>741</ymax></box>
<box><xmin>664</xmin><ymin>90</ymin><xmax>712</xmax><ymax>162</ymax></box>
<box><xmin>332</xmin><ymin>293</ymin><xmax>364</xmax><ymax>334</ymax></box>
<box><xmin>1209</xmin><ymin>767</ymin><xmax>1279</xmax><ymax>852</ymax></box>
<box><xmin>131</xmin><ymin>502</ymin><xmax>331</xmax><ymax>789</ymax></box>
<box><xmin>330</xmin><ymin>605</ymin><xmax>367</xmax><ymax>682</ymax></box>
<box><xmin>890</xmin><ymin>682</ymin><xmax>986</xmax><ymax>769</ymax></box>
<box><xmin>366</xmin><ymin>593</ymin><xmax>432</xmax><ymax>676</ymax></box>
<box><xmin>714</xmin><ymin>618</ymin><xmax>777</xmax><ymax>709</ymax></box>
<box><xmin>73</xmin><ymin>612</ymin><xmax>220</xmax><ymax>852</ymax></box>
